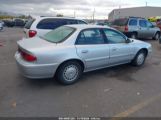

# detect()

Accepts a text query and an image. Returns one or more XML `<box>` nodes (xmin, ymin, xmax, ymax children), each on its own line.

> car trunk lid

<box><xmin>18</xmin><ymin>37</ymin><xmax>57</xmax><ymax>52</ymax></box>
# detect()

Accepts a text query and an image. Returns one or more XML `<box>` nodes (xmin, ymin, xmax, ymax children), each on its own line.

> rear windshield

<box><xmin>41</xmin><ymin>26</ymin><xmax>76</xmax><ymax>43</ymax></box>
<box><xmin>24</xmin><ymin>19</ymin><xmax>35</xmax><ymax>29</ymax></box>
<box><xmin>112</xmin><ymin>18</ymin><xmax>128</xmax><ymax>26</ymax></box>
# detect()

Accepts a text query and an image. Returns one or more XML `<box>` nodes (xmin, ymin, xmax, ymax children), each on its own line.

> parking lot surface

<box><xmin>0</xmin><ymin>28</ymin><xmax>161</xmax><ymax>117</ymax></box>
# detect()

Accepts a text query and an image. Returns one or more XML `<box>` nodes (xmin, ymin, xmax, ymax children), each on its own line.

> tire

<box><xmin>153</xmin><ymin>32</ymin><xmax>160</xmax><ymax>40</ymax></box>
<box><xmin>132</xmin><ymin>50</ymin><xmax>146</xmax><ymax>66</ymax></box>
<box><xmin>56</xmin><ymin>61</ymin><xmax>83</xmax><ymax>85</ymax></box>
<box><xmin>131</xmin><ymin>32</ymin><xmax>137</xmax><ymax>39</ymax></box>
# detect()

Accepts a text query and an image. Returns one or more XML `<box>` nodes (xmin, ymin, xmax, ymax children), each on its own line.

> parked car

<box><xmin>111</xmin><ymin>17</ymin><xmax>161</xmax><ymax>40</ymax></box>
<box><xmin>0</xmin><ymin>21</ymin><xmax>3</xmax><ymax>31</ymax></box>
<box><xmin>13</xmin><ymin>19</ymin><xmax>25</xmax><ymax>27</ymax></box>
<box><xmin>24</xmin><ymin>16</ymin><xmax>87</xmax><ymax>38</ymax></box>
<box><xmin>156</xmin><ymin>21</ymin><xmax>161</xmax><ymax>30</ymax></box>
<box><xmin>3</xmin><ymin>20</ymin><xmax>14</xmax><ymax>27</ymax></box>
<box><xmin>15</xmin><ymin>25</ymin><xmax>152</xmax><ymax>85</ymax></box>
<box><xmin>3</xmin><ymin>19</ymin><xmax>25</xmax><ymax>27</ymax></box>
<box><xmin>95</xmin><ymin>22</ymin><xmax>109</xmax><ymax>27</ymax></box>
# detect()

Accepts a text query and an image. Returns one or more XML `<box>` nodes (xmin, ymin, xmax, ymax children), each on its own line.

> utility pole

<box><xmin>146</xmin><ymin>1</ymin><xmax>148</xmax><ymax>6</ymax></box>
<box><xmin>93</xmin><ymin>8</ymin><xmax>95</xmax><ymax>23</ymax></box>
<box><xmin>74</xmin><ymin>10</ymin><xmax>76</xmax><ymax>18</ymax></box>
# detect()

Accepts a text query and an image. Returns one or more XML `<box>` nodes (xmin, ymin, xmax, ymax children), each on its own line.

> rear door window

<box><xmin>24</xmin><ymin>19</ymin><xmax>35</xmax><ymax>29</ymax></box>
<box><xmin>129</xmin><ymin>19</ymin><xmax>137</xmax><ymax>26</ymax></box>
<box><xmin>139</xmin><ymin>20</ymin><xmax>147</xmax><ymax>27</ymax></box>
<box><xmin>76</xmin><ymin>29</ymin><xmax>105</xmax><ymax>45</ymax></box>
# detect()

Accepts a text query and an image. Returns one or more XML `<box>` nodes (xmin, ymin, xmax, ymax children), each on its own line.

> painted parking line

<box><xmin>112</xmin><ymin>93</ymin><xmax>161</xmax><ymax>120</ymax></box>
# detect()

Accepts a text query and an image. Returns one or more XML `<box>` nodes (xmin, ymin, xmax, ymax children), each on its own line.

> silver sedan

<box><xmin>15</xmin><ymin>25</ymin><xmax>152</xmax><ymax>85</ymax></box>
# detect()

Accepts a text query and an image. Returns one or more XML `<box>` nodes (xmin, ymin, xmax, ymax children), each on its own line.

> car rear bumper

<box><xmin>15</xmin><ymin>52</ymin><xmax>59</xmax><ymax>79</ymax></box>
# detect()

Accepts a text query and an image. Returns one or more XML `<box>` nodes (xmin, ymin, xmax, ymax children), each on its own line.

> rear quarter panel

<box><xmin>32</xmin><ymin>44</ymin><xmax>85</xmax><ymax>68</ymax></box>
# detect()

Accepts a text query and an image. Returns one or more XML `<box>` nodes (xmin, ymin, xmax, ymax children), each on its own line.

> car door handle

<box><xmin>81</xmin><ymin>50</ymin><xmax>88</xmax><ymax>53</ymax></box>
<box><xmin>112</xmin><ymin>48</ymin><xmax>117</xmax><ymax>51</ymax></box>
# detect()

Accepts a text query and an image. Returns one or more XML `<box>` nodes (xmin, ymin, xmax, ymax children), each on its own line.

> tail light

<box><xmin>125</xmin><ymin>26</ymin><xmax>128</xmax><ymax>32</ymax></box>
<box><xmin>19</xmin><ymin>48</ymin><xmax>37</xmax><ymax>62</ymax></box>
<box><xmin>29</xmin><ymin>30</ymin><xmax>37</xmax><ymax>38</ymax></box>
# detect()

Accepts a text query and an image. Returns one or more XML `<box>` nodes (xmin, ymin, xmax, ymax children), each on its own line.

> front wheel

<box><xmin>56</xmin><ymin>61</ymin><xmax>83</xmax><ymax>85</ymax></box>
<box><xmin>132</xmin><ymin>50</ymin><xmax>146</xmax><ymax>66</ymax></box>
<box><xmin>153</xmin><ymin>32</ymin><xmax>160</xmax><ymax>40</ymax></box>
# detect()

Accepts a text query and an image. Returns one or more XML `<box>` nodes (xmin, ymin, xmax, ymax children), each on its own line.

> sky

<box><xmin>0</xmin><ymin>0</ymin><xmax>161</xmax><ymax>19</ymax></box>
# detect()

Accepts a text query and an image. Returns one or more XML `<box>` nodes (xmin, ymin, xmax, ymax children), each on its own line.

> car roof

<box><xmin>33</xmin><ymin>16</ymin><xmax>86</xmax><ymax>21</ymax></box>
<box><xmin>65</xmin><ymin>24</ymin><xmax>111</xmax><ymax>30</ymax></box>
<box><xmin>114</xmin><ymin>17</ymin><xmax>146</xmax><ymax>20</ymax></box>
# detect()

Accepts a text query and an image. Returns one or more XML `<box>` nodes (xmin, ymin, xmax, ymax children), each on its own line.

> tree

<box><xmin>56</xmin><ymin>14</ymin><xmax>63</xmax><ymax>17</ymax></box>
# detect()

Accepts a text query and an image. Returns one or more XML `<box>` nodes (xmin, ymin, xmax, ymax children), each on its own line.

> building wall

<box><xmin>108</xmin><ymin>6</ymin><xmax>161</xmax><ymax>21</ymax></box>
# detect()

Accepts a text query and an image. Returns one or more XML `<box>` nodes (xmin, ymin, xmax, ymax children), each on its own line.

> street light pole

<box><xmin>74</xmin><ymin>10</ymin><xmax>76</xmax><ymax>18</ymax></box>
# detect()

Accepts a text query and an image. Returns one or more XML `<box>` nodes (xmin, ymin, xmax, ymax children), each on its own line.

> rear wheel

<box><xmin>132</xmin><ymin>50</ymin><xmax>146</xmax><ymax>66</ymax></box>
<box><xmin>56</xmin><ymin>61</ymin><xmax>83</xmax><ymax>85</ymax></box>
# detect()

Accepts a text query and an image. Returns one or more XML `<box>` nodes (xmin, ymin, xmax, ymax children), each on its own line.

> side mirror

<box><xmin>126</xmin><ymin>38</ymin><xmax>131</xmax><ymax>43</ymax></box>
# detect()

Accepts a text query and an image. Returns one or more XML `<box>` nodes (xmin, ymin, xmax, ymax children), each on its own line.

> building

<box><xmin>108</xmin><ymin>6</ymin><xmax>161</xmax><ymax>21</ymax></box>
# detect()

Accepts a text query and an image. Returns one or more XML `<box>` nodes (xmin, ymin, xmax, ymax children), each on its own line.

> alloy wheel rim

<box><xmin>63</xmin><ymin>65</ymin><xmax>78</xmax><ymax>81</ymax></box>
<box><xmin>156</xmin><ymin>34</ymin><xmax>159</xmax><ymax>40</ymax></box>
<box><xmin>137</xmin><ymin>53</ymin><xmax>145</xmax><ymax>65</ymax></box>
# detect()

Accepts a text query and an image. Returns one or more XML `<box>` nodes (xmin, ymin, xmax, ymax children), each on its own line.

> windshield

<box><xmin>42</xmin><ymin>26</ymin><xmax>76</xmax><ymax>43</ymax></box>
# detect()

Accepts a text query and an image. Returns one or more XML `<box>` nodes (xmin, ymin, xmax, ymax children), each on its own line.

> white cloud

<box><xmin>0</xmin><ymin>0</ymin><xmax>161</xmax><ymax>19</ymax></box>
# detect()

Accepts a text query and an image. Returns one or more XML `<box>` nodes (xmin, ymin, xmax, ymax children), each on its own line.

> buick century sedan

<box><xmin>15</xmin><ymin>25</ymin><xmax>152</xmax><ymax>85</ymax></box>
